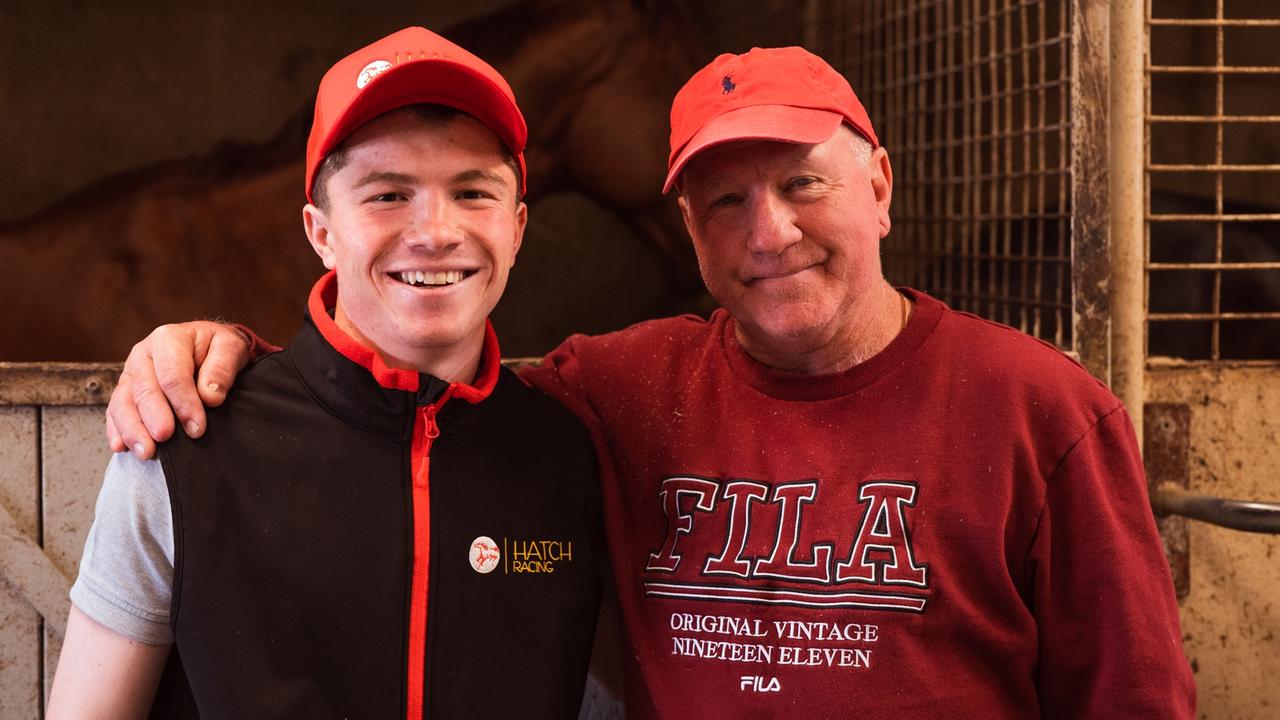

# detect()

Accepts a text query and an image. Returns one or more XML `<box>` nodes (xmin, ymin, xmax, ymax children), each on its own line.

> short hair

<box><xmin>311</xmin><ymin>103</ymin><xmax>523</xmax><ymax>209</ymax></box>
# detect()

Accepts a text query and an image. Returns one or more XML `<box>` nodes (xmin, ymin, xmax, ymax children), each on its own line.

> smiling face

<box><xmin>303</xmin><ymin>109</ymin><xmax>526</xmax><ymax>380</ymax></box>
<box><xmin>678</xmin><ymin>125</ymin><xmax>896</xmax><ymax>372</ymax></box>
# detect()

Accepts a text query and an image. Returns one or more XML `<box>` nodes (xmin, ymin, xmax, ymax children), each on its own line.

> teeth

<box><xmin>397</xmin><ymin>270</ymin><xmax>467</xmax><ymax>287</ymax></box>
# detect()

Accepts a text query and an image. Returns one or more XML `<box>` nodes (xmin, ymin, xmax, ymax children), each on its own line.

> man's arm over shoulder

<box><xmin>106</xmin><ymin>321</ymin><xmax>272</xmax><ymax>459</ymax></box>
<box><xmin>519</xmin><ymin>334</ymin><xmax>600</xmax><ymax>428</ymax></box>
<box><xmin>47</xmin><ymin>453</ymin><xmax>178</xmax><ymax>718</ymax></box>
<box><xmin>1031</xmin><ymin>405</ymin><xmax>1196</xmax><ymax>718</ymax></box>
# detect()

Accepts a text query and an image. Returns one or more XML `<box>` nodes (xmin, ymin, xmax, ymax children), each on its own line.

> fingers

<box><xmin>107</xmin><ymin>364</ymin><xmax>158</xmax><ymax>460</ymax></box>
<box><xmin>146</xmin><ymin>324</ymin><xmax>210</xmax><ymax>441</ymax></box>
<box><xmin>101</xmin><ymin>320</ymin><xmax>253</xmax><ymax>459</ymax></box>
<box><xmin>105</xmin><ymin>413</ymin><xmax>124</xmax><ymax>453</ymax></box>
<box><xmin>194</xmin><ymin>324</ymin><xmax>254</xmax><ymax>409</ymax></box>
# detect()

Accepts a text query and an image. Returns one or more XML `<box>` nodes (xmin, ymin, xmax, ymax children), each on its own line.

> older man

<box><xmin>105</xmin><ymin>46</ymin><xmax>1194</xmax><ymax>717</ymax></box>
<box><xmin>51</xmin><ymin>27</ymin><xmax>602</xmax><ymax>719</ymax></box>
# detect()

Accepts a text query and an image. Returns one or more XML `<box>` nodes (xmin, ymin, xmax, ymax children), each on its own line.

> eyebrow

<box><xmin>351</xmin><ymin>169</ymin><xmax>511</xmax><ymax>189</ymax></box>
<box><xmin>353</xmin><ymin>171</ymin><xmax>419</xmax><ymax>189</ymax></box>
<box><xmin>451</xmin><ymin>169</ymin><xmax>511</xmax><ymax>187</ymax></box>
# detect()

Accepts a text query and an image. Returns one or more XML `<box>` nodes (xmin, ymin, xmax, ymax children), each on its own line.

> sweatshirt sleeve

<box><xmin>519</xmin><ymin>335</ymin><xmax>602</xmax><ymax>430</ymax></box>
<box><xmin>1031</xmin><ymin>406</ymin><xmax>1196</xmax><ymax>718</ymax></box>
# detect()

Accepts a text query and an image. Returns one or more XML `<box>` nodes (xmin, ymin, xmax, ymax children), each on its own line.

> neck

<box><xmin>735</xmin><ymin>281</ymin><xmax>906</xmax><ymax>375</ymax></box>
<box><xmin>334</xmin><ymin>305</ymin><xmax>483</xmax><ymax>385</ymax></box>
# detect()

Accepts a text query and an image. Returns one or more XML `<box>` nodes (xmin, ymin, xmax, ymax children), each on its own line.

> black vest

<box><xmin>152</xmin><ymin>315</ymin><xmax>603</xmax><ymax>718</ymax></box>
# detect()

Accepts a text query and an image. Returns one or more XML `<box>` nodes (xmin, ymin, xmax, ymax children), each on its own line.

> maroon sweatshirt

<box><xmin>523</xmin><ymin>289</ymin><xmax>1195</xmax><ymax>719</ymax></box>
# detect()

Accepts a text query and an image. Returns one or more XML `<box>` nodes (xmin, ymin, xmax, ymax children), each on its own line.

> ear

<box><xmin>302</xmin><ymin>204</ymin><xmax>337</xmax><ymax>270</ymax></box>
<box><xmin>510</xmin><ymin>201</ymin><xmax>529</xmax><ymax>261</ymax></box>
<box><xmin>677</xmin><ymin>193</ymin><xmax>696</xmax><ymax>241</ymax></box>
<box><xmin>869</xmin><ymin>146</ymin><xmax>893</xmax><ymax>238</ymax></box>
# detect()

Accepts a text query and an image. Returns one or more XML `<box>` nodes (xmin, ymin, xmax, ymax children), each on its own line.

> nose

<box><xmin>745</xmin><ymin>190</ymin><xmax>802</xmax><ymax>256</ymax></box>
<box><xmin>403</xmin><ymin>194</ymin><xmax>464</xmax><ymax>251</ymax></box>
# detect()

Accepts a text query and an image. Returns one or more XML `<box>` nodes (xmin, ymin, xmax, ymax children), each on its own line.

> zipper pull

<box><xmin>413</xmin><ymin>404</ymin><xmax>441</xmax><ymax>489</ymax></box>
<box><xmin>423</xmin><ymin>403</ymin><xmax>440</xmax><ymax>442</ymax></box>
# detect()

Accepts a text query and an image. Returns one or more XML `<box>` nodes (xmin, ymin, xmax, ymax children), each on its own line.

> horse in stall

<box><xmin>0</xmin><ymin>0</ymin><xmax>706</xmax><ymax>361</ymax></box>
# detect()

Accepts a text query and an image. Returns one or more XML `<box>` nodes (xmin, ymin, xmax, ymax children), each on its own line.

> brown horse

<box><xmin>0</xmin><ymin>0</ymin><xmax>707</xmax><ymax>361</ymax></box>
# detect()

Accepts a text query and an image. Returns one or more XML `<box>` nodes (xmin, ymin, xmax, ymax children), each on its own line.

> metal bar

<box><xmin>1149</xmin><ymin>65</ymin><xmax>1280</xmax><ymax>74</ymax></box>
<box><xmin>1150</xmin><ymin>114</ymin><xmax>1280</xmax><ymax>123</ymax></box>
<box><xmin>1148</xmin><ymin>261</ymin><xmax>1280</xmax><ymax>270</ymax></box>
<box><xmin>1149</xmin><ymin>18</ymin><xmax>1280</xmax><ymax>27</ymax></box>
<box><xmin>1150</xmin><ymin>163</ymin><xmax>1280</xmax><ymax>171</ymax></box>
<box><xmin>1148</xmin><ymin>311</ymin><xmax>1280</xmax><ymax>320</ymax></box>
<box><xmin>1149</xmin><ymin>213</ymin><xmax>1280</xmax><ymax>221</ymax></box>
<box><xmin>1213</xmin><ymin>2</ymin><xmax>1225</xmax><ymax>361</ymax></box>
<box><xmin>1142</xmin><ymin>0</ymin><xmax>1153</xmax><ymax>360</ymax></box>
<box><xmin>1147</xmin><ymin>356</ymin><xmax>1280</xmax><ymax>368</ymax></box>
<box><xmin>1152</xmin><ymin>482</ymin><xmax>1280</xmax><ymax>535</ymax></box>
<box><xmin>1111</xmin><ymin>0</ymin><xmax>1144</xmax><ymax>423</ymax></box>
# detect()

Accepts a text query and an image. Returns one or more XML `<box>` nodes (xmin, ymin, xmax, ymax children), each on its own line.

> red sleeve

<box><xmin>518</xmin><ymin>335</ymin><xmax>601</xmax><ymax>431</ymax></box>
<box><xmin>1031</xmin><ymin>406</ymin><xmax>1196</xmax><ymax>718</ymax></box>
<box><xmin>231</xmin><ymin>323</ymin><xmax>282</xmax><ymax>358</ymax></box>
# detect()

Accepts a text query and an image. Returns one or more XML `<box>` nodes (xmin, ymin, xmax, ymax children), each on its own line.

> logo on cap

<box><xmin>469</xmin><ymin>536</ymin><xmax>501</xmax><ymax>574</ymax></box>
<box><xmin>356</xmin><ymin>60</ymin><xmax>393</xmax><ymax>89</ymax></box>
<box><xmin>721</xmin><ymin>75</ymin><xmax>736</xmax><ymax>94</ymax></box>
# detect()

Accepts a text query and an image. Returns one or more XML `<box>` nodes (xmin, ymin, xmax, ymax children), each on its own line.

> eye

<box><xmin>709</xmin><ymin>193</ymin><xmax>742</xmax><ymax>209</ymax></box>
<box><xmin>787</xmin><ymin>176</ymin><xmax>817</xmax><ymax>190</ymax></box>
<box><xmin>456</xmin><ymin>188</ymin><xmax>495</xmax><ymax>201</ymax></box>
<box><xmin>368</xmin><ymin>191</ymin><xmax>405</xmax><ymax>203</ymax></box>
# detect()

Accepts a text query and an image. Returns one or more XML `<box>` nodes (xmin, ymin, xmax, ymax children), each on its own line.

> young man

<box><xmin>50</xmin><ymin>27</ymin><xmax>603</xmax><ymax>719</ymax></box>
<box><xmin>106</xmin><ymin>46</ymin><xmax>1196</xmax><ymax>717</ymax></box>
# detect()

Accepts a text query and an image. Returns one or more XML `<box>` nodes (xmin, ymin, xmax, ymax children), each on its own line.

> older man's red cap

<box><xmin>664</xmin><ymin>46</ymin><xmax>878</xmax><ymax>193</ymax></box>
<box><xmin>305</xmin><ymin>26</ymin><xmax>527</xmax><ymax>201</ymax></box>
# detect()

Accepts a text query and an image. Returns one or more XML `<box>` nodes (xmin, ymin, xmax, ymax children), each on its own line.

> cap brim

<box><xmin>662</xmin><ymin>106</ymin><xmax>844</xmax><ymax>194</ymax></box>
<box><xmin>315</xmin><ymin>59</ymin><xmax>527</xmax><ymax>196</ymax></box>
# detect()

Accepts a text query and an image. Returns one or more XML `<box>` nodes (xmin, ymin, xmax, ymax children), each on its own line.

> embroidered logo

<box><xmin>356</xmin><ymin>60</ymin><xmax>393</xmax><ymax>89</ymax></box>
<box><xmin>469</xmin><ymin>536</ymin><xmax>501</xmax><ymax>574</ymax></box>
<box><xmin>721</xmin><ymin>75</ymin><xmax>736</xmax><ymax>94</ymax></box>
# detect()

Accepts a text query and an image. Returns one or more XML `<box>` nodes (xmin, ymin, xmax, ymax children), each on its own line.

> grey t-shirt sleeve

<box><xmin>69</xmin><ymin>452</ymin><xmax>175</xmax><ymax>645</ymax></box>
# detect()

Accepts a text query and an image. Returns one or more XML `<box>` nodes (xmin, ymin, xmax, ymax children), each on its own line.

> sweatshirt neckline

<box><xmin>720</xmin><ymin>288</ymin><xmax>943</xmax><ymax>401</ymax></box>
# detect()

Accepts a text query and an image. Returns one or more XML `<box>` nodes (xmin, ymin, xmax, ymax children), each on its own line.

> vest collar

<box><xmin>306</xmin><ymin>270</ymin><xmax>501</xmax><ymax>402</ymax></box>
<box><xmin>285</xmin><ymin>272</ymin><xmax>503</xmax><ymax>437</ymax></box>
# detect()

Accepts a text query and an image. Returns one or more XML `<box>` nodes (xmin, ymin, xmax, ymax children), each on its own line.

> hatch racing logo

<box><xmin>468</xmin><ymin>536</ymin><xmax>574</xmax><ymax>575</ymax></box>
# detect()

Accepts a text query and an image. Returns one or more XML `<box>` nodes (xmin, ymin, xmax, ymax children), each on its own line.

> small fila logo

<box><xmin>356</xmin><ymin>60</ymin><xmax>393</xmax><ymax>89</ymax></box>
<box><xmin>740</xmin><ymin>675</ymin><xmax>780</xmax><ymax>693</ymax></box>
<box><xmin>469</xmin><ymin>536</ymin><xmax>501</xmax><ymax>574</ymax></box>
<box><xmin>721</xmin><ymin>74</ymin><xmax>736</xmax><ymax>94</ymax></box>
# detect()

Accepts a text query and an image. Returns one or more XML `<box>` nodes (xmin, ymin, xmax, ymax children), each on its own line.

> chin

<box><xmin>738</xmin><ymin>302</ymin><xmax>834</xmax><ymax>344</ymax></box>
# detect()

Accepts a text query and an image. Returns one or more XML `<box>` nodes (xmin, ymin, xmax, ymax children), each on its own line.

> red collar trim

<box><xmin>307</xmin><ymin>271</ymin><xmax>501</xmax><ymax>403</ymax></box>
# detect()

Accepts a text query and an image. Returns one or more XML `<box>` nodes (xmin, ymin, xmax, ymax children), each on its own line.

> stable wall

<box><xmin>1148</xmin><ymin>366</ymin><xmax>1280</xmax><ymax>719</ymax></box>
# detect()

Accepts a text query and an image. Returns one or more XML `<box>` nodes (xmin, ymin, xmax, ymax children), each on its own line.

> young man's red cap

<box><xmin>305</xmin><ymin>25</ymin><xmax>528</xmax><ymax>201</ymax></box>
<box><xmin>663</xmin><ymin>46</ymin><xmax>878</xmax><ymax>194</ymax></box>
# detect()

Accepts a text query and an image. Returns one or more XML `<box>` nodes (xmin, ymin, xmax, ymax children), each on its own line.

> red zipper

<box><xmin>406</xmin><ymin>399</ymin><xmax>442</xmax><ymax>720</ymax></box>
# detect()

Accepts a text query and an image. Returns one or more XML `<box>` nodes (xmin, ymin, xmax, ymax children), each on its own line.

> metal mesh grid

<box><xmin>811</xmin><ymin>0</ymin><xmax>1074</xmax><ymax>349</ymax></box>
<box><xmin>1147</xmin><ymin>0</ymin><xmax>1280</xmax><ymax>361</ymax></box>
